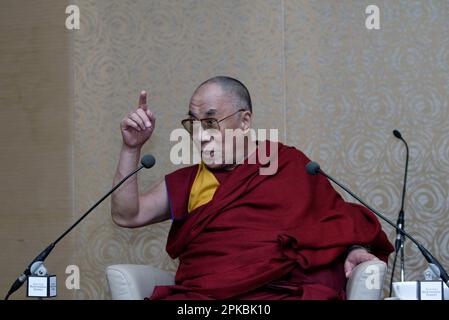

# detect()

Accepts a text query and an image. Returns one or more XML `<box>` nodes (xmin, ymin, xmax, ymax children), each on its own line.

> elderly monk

<box><xmin>111</xmin><ymin>76</ymin><xmax>394</xmax><ymax>300</ymax></box>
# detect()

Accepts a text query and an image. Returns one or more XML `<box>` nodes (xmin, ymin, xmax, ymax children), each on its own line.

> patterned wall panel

<box><xmin>285</xmin><ymin>0</ymin><xmax>449</xmax><ymax>291</ymax></box>
<box><xmin>74</xmin><ymin>0</ymin><xmax>449</xmax><ymax>298</ymax></box>
<box><xmin>73</xmin><ymin>0</ymin><xmax>284</xmax><ymax>299</ymax></box>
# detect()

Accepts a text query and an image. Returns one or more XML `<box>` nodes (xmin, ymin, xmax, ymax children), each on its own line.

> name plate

<box><xmin>27</xmin><ymin>275</ymin><xmax>57</xmax><ymax>298</ymax></box>
<box><xmin>418</xmin><ymin>281</ymin><xmax>444</xmax><ymax>300</ymax></box>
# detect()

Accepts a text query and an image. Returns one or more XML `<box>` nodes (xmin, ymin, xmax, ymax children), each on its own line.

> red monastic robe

<box><xmin>150</xmin><ymin>142</ymin><xmax>394</xmax><ymax>300</ymax></box>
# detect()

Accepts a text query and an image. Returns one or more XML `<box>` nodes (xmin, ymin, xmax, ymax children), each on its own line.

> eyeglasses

<box><xmin>181</xmin><ymin>109</ymin><xmax>246</xmax><ymax>135</ymax></box>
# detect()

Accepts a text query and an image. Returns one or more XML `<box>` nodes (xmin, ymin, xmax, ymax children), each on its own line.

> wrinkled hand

<box><xmin>344</xmin><ymin>248</ymin><xmax>379</xmax><ymax>278</ymax></box>
<box><xmin>120</xmin><ymin>91</ymin><xmax>156</xmax><ymax>149</ymax></box>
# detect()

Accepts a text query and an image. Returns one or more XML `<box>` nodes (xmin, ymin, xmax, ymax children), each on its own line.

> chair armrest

<box><xmin>106</xmin><ymin>264</ymin><xmax>175</xmax><ymax>300</ymax></box>
<box><xmin>346</xmin><ymin>260</ymin><xmax>387</xmax><ymax>300</ymax></box>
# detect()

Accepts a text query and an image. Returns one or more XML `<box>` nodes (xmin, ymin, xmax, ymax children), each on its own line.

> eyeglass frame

<box><xmin>181</xmin><ymin>108</ymin><xmax>247</xmax><ymax>135</ymax></box>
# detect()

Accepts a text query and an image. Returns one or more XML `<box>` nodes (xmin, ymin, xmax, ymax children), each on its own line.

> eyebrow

<box><xmin>187</xmin><ymin>108</ymin><xmax>218</xmax><ymax>119</ymax></box>
<box><xmin>187</xmin><ymin>110</ymin><xmax>197</xmax><ymax>118</ymax></box>
<box><xmin>205</xmin><ymin>109</ymin><xmax>217</xmax><ymax>116</ymax></box>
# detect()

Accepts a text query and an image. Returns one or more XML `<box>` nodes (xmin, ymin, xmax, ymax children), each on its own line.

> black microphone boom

<box><xmin>390</xmin><ymin>129</ymin><xmax>409</xmax><ymax>294</ymax></box>
<box><xmin>393</xmin><ymin>129</ymin><xmax>408</xmax><ymax>252</ymax></box>
<box><xmin>305</xmin><ymin>161</ymin><xmax>449</xmax><ymax>287</ymax></box>
<box><xmin>4</xmin><ymin>154</ymin><xmax>156</xmax><ymax>300</ymax></box>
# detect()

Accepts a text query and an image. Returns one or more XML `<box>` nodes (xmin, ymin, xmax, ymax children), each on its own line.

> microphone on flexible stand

<box><xmin>389</xmin><ymin>129</ymin><xmax>409</xmax><ymax>296</ymax></box>
<box><xmin>4</xmin><ymin>154</ymin><xmax>156</xmax><ymax>300</ymax></box>
<box><xmin>305</xmin><ymin>161</ymin><xmax>449</xmax><ymax>288</ymax></box>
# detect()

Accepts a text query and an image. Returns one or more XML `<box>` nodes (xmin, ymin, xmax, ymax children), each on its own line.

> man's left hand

<box><xmin>344</xmin><ymin>248</ymin><xmax>379</xmax><ymax>278</ymax></box>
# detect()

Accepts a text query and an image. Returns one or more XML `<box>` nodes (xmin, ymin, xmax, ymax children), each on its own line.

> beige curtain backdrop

<box><xmin>1</xmin><ymin>0</ymin><xmax>448</xmax><ymax>299</ymax></box>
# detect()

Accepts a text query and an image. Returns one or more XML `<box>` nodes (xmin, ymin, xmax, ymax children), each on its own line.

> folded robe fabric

<box><xmin>151</xmin><ymin>141</ymin><xmax>394</xmax><ymax>300</ymax></box>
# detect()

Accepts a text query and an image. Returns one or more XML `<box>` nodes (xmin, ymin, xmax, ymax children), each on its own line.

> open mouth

<box><xmin>201</xmin><ymin>149</ymin><xmax>214</xmax><ymax>158</ymax></box>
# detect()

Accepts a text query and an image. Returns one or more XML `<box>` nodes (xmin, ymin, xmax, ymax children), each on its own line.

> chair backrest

<box><xmin>346</xmin><ymin>260</ymin><xmax>387</xmax><ymax>300</ymax></box>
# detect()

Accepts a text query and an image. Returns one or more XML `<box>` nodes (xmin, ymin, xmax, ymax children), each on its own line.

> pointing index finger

<box><xmin>139</xmin><ymin>90</ymin><xmax>147</xmax><ymax>109</ymax></box>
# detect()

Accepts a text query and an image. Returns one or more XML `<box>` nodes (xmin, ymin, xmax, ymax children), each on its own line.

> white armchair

<box><xmin>106</xmin><ymin>264</ymin><xmax>175</xmax><ymax>300</ymax></box>
<box><xmin>106</xmin><ymin>260</ymin><xmax>387</xmax><ymax>300</ymax></box>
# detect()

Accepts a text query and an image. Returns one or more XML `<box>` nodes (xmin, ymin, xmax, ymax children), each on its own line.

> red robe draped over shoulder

<box><xmin>150</xmin><ymin>142</ymin><xmax>394</xmax><ymax>300</ymax></box>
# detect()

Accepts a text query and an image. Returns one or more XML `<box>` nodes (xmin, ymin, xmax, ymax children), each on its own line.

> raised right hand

<box><xmin>120</xmin><ymin>91</ymin><xmax>155</xmax><ymax>149</ymax></box>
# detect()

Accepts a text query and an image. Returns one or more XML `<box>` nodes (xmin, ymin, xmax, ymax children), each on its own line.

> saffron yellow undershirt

<box><xmin>188</xmin><ymin>162</ymin><xmax>220</xmax><ymax>213</ymax></box>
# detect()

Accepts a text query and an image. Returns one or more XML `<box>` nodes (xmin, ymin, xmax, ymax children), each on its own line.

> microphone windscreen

<box><xmin>393</xmin><ymin>129</ymin><xmax>402</xmax><ymax>139</ymax></box>
<box><xmin>306</xmin><ymin>161</ymin><xmax>320</xmax><ymax>175</ymax></box>
<box><xmin>141</xmin><ymin>154</ymin><xmax>156</xmax><ymax>169</ymax></box>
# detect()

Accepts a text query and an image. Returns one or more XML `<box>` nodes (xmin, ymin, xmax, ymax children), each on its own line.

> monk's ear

<box><xmin>241</xmin><ymin>111</ymin><xmax>252</xmax><ymax>134</ymax></box>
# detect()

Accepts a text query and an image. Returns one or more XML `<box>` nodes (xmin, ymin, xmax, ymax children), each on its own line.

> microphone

<box><xmin>141</xmin><ymin>154</ymin><xmax>156</xmax><ymax>168</ymax></box>
<box><xmin>392</xmin><ymin>130</ymin><xmax>408</xmax><ymax>250</ymax></box>
<box><xmin>391</xmin><ymin>129</ymin><xmax>409</xmax><ymax>291</ymax></box>
<box><xmin>4</xmin><ymin>154</ymin><xmax>156</xmax><ymax>300</ymax></box>
<box><xmin>305</xmin><ymin>161</ymin><xmax>449</xmax><ymax>287</ymax></box>
<box><xmin>306</xmin><ymin>161</ymin><xmax>321</xmax><ymax>175</ymax></box>
<box><xmin>392</xmin><ymin>129</ymin><xmax>402</xmax><ymax>139</ymax></box>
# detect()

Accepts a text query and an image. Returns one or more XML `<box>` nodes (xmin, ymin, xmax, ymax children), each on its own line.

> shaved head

<box><xmin>192</xmin><ymin>76</ymin><xmax>252</xmax><ymax>113</ymax></box>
